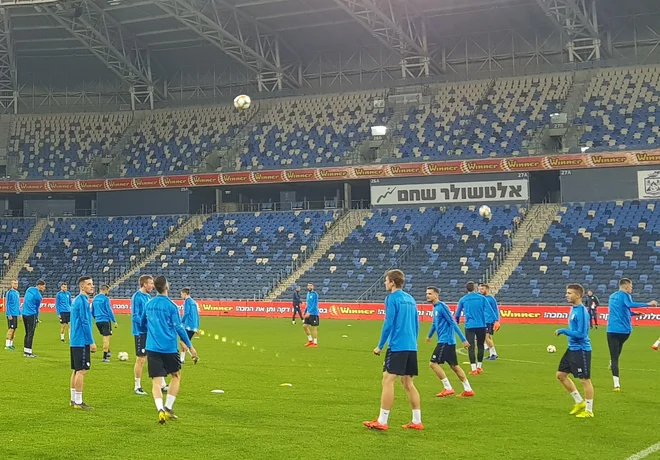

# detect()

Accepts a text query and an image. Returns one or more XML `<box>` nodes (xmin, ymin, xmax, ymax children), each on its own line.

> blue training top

<box><xmin>428</xmin><ymin>301</ymin><xmax>466</xmax><ymax>346</ymax></box>
<box><xmin>5</xmin><ymin>289</ymin><xmax>19</xmax><ymax>317</ymax></box>
<box><xmin>377</xmin><ymin>289</ymin><xmax>419</xmax><ymax>352</ymax></box>
<box><xmin>22</xmin><ymin>287</ymin><xmax>43</xmax><ymax>317</ymax></box>
<box><xmin>142</xmin><ymin>295</ymin><xmax>193</xmax><ymax>354</ymax></box>
<box><xmin>92</xmin><ymin>293</ymin><xmax>116</xmax><ymax>324</ymax></box>
<box><xmin>55</xmin><ymin>291</ymin><xmax>72</xmax><ymax>315</ymax></box>
<box><xmin>70</xmin><ymin>293</ymin><xmax>95</xmax><ymax>347</ymax></box>
<box><xmin>305</xmin><ymin>291</ymin><xmax>319</xmax><ymax>316</ymax></box>
<box><xmin>607</xmin><ymin>290</ymin><xmax>648</xmax><ymax>334</ymax></box>
<box><xmin>455</xmin><ymin>292</ymin><xmax>488</xmax><ymax>329</ymax></box>
<box><xmin>131</xmin><ymin>290</ymin><xmax>151</xmax><ymax>336</ymax></box>
<box><xmin>557</xmin><ymin>304</ymin><xmax>592</xmax><ymax>351</ymax></box>
<box><xmin>181</xmin><ymin>297</ymin><xmax>200</xmax><ymax>332</ymax></box>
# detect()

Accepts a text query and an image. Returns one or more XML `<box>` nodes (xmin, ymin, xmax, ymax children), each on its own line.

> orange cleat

<box><xmin>363</xmin><ymin>419</ymin><xmax>388</xmax><ymax>431</ymax></box>
<box><xmin>402</xmin><ymin>422</ymin><xmax>424</xmax><ymax>430</ymax></box>
<box><xmin>304</xmin><ymin>341</ymin><xmax>313</xmax><ymax>347</ymax></box>
<box><xmin>309</xmin><ymin>343</ymin><xmax>318</xmax><ymax>348</ymax></box>
<box><xmin>469</xmin><ymin>370</ymin><xmax>479</xmax><ymax>376</ymax></box>
<box><xmin>436</xmin><ymin>389</ymin><xmax>455</xmax><ymax>398</ymax></box>
<box><xmin>476</xmin><ymin>368</ymin><xmax>484</xmax><ymax>374</ymax></box>
<box><xmin>457</xmin><ymin>390</ymin><xmax>475</xmax><ymax>397</ymax></box>
<box><xmin>653</xmin><ymin>345</ymin><xmax>659</xmax><ymax>351</ymax></box>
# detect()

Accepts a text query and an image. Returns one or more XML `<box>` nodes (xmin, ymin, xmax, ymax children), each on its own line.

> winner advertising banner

<box><xmin>5</xmin><ymin>298</ymin><xmax>660</xmax><ymax>326</ymax></box>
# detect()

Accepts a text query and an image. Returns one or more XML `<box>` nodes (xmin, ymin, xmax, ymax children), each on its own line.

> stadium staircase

<box><xmin>106</xmin><ymin>111</ymin><xmax>147</xmax><ymax>176</ymax></box>
<box><xmin>561</xmin><ymin>70</ymin><xmax>593</xmax><ymax>151</ymax></box>
<box><xmin>264</xmin><ymin>209</ymin><xmax>372</xmax><ymax>300</ymax></box>
<box><xmin>107</xmin><ymin>213</ymin><xmax>211</xmax><ymax>292</ymax></box>
<box><xmin>211</xmin><ymin>103</ymin><xmax>265</xmax><ymax>172</ymax></box>
<box><xmin>486</xmin><ymin>203</ymin><xmax>560</xmax><ymax>294</ymax></box>
<box><xmin>0</xmin><ymin>218</ymin><xmax>48</xmax><ymax>290</ymax></box>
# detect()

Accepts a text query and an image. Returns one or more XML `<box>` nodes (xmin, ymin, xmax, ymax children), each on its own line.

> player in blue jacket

<box><xmin>92</xmin><ymin>285</ymin><xmax>118</xmax><ymax>363</ymax></box>
<box><xmin>4</xmin><ymin>279</ymin><xmax>20</xmax><ymax>350</ymax></box>
<box><xmin>303</xmin><ymin>282</ymin><xmax>320</xmax><ymax>347</ymax></box>
<box><xmin>479</xmin><ymin>283</ymin><xmax>501</xmax><ymax>360</ymax></box>
<box><xmin>69</xmin><ymin>276</ymin><xmax>97</xmax><ymax>410</ymax></box>
<box><xmin>555</xmin><ymin>283</ymin><xmax>594</xmax><ymax>418</ymax></box>
<box><xmin>55</xmin><ymin>283</ymin><xmax>73</xmax><ymax>343</ymax></box>
<box><xmin>141</xmin><ymin>276</ymin><xmax>198</xmax><ymax>424</ymax></box>
<box><xmin>455</xmin><ymin>281</ymin><xmax>488</xmax><ymax>374</ymax></box>
<box><xmin>364</xmin><ymin>269</ymin><xmax>423</xmax><ymax>432</ymax></box>
<box><xmin>22</xmin><ymin>280</ymin><xmax>46</xmax><ymax>358</ymax></box>
<box><xmin>608</xmin><ymin>278</ymin><xmax>656</xmax><ymax>391</ymax></box>
<box><xmin>179</xmin><ymin>287</ymin><xmax>200</xmax><ymax>364</ymax></box>
<box><xmin>425</xmin><ymin>286</ymin><xmax>473</xmax><ymax>398</ymax></box>
<box><xmin>131</xmin><ymin>275</ymin><xmax>155</xmax><ymax>395</ymax></box>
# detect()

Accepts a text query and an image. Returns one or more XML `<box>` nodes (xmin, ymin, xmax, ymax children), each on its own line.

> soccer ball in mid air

<box><xmin>118</xmin><ymin>351</ymin><xmax>129</xmax><ymax>361</ymax></box>
<box><xmin>478</xmin><ymin>205</ymin><xmax>492</xmax><ymax>218</ymax></box>
<box><xmin>546</xmin><ymin>345</ymin><xmax>557</xmax><ymax>353</ymax></box>
<box><xmin>233</xmin><ymin>94</ymin><xmax>251</xmax><ymax>110</ymax></box>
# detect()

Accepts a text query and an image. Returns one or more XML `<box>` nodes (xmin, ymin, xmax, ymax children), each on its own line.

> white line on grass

<box><xmin>625</xmin><ymin>442</ymin><xmax>660</xmax><ymax>460</ymax></box>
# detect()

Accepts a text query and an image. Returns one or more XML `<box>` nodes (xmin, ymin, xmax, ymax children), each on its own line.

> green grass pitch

<box><xmin>1</xmin><ymin>314</ymin><xmax>659</xmax><ymax>459</ymax></box>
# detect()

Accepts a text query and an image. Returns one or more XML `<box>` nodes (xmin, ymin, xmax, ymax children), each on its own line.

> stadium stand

<box><xmin>496</xmin><ymin>200</ymin><xmax>660</xmax><ymax>304</ymax></box>
<box><xmin>0</xmin><ymin>218</ymin><xmax>35</xmax><ymax>273</ymax></box>
<box><xmin>574</xmin><ymin>66</ymin><xmax>660</xmax><ymax>152</ymax></box>
<box><xmin>112</xmin><ymin>210</ymin><xmax>341</xmax><ymax>300</ymax></box>
<box><xmin>120</xmin><ymin>106</ymin><xmax>249</xmax><ymax>177</ymax></box>
<box><xmin>285</xmin><ymin>206</ymin><xmax>522</xmax><ymax>302</ymax></box>
<box><xmin>11</xmin><ymin>113</ymin><xmax>132</xmax><ymax>179</ymax></box>
<box><xmin>240</xmin><ymin>91</ymin><xmax>391</xmax><ymax>169</ymax></box>
<box><xmin>391</xmin><ymin>74</ymin><xmax>571</xmax><ymax>160</ymax></box>
<box><xmin>18</xmin><ymin>215</ymin><xmax>184</xmax><ymax>296</ymax></box>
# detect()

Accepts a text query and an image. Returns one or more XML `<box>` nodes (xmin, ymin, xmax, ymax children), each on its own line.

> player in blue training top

<box><xmin>141</xmin><ymin>276</ymin><xmax>198</xmax><ymax>424</ymax></box>
<box><xmin>55</xmin><ymin>283</ymin><xmax>73</xmax><ymax>343</ymax></box>
<box><xmin>4</xmin><ymin>279</ymin><xmax>20</xmax><ymax>350</ymax></box>
<box><xmin>69</xmin><ymin>276</ymin><xmax>97</xmax><ymax>410</ymax></box>
<box><xmin>425</xmin><ymin>286</ymin><xmax>473</xmax><ymax>398</ymax></box>
<box><xmin>179</xmin><ymin>287</ymin><xmax>200</xmax><ymax>364</ymax></box>
<box><xmin>302</xmin><ymin>282</ymin><xmax>320</xmax><ymax>347</ymax></box>
<box><xmin>455</xmin><ymin>281</ymin><xmax>488</xmax><ymax>375</ymax></box>
<box><xmin>364</xmin><ymin>269</ymin><xmax>423</xmax><ymax>432</ymax></box>
<box><xmin>608</xmin><ymin>278</ymin><xmax>656</xmax><ymax>391</ymax></box>
<box><xmin>22</xmin><ymin>279</ymin><xmax>45</xmax><ymax>358</ymax></box>
<box><xmin>555</xmin><ymin>283</ymin><xmax>594</xmax><ymax>418</ymax></box>
<box><xmin>131</xmin><ymin>275</ymin><xmax>156</xmax><ymax>395</ymax></box>
<box><xmin>92</xmin><ymin>284</ymin><xmax>118</xmax><ymax>363</ymax></box>
<box><xmin>479</xmin><ymin>283</ymin><xmax>501</xmax><ymax>360</ymax></box>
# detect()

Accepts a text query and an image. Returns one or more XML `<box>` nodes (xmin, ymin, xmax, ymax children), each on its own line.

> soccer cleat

<box><xmin>158</xmin><ymin>409</ymin><xmax>169</xmax><ymax>424</ymax></box>
<box><xmin>436</xmin><ymin>389</ymin><xmax>455</xmax><ymax>398</ymax></box>
<box><xmin>24</xmin><ymin>353</ymin><xmax>38</xmax><ymax>358</ymax></box>
<box><xmin>402</xmin><ymin>422</ymin><xmax>424</xmax><ymax>430</ymax></box>
<box><xmin>614</xmin><ymin>387</ymin><xmax>621</xmax><ymax>392</ymax></box>
<box><xmin>575</xmin><ymin>410</ymin><xmax>594</xmax><ymax>418</ymax></box>
<box><xmin>70</xmin><ymin>400</ymin><xmax>74</xmax><ymax>407</ymax></box>
<box><xmin>653</xmin><ymin>345</ymin><xmax>659</xmax><ymax>351</ymax></box>
<box><xmin>134</xmin><ymin>388</ymin><xmax>148</xmax><ymax>396</ymax></box>
<box><xmin>569</xmin><ymin>401</ymin><xmax>586</xmax><ymax>415</ymax></box>
<box><xmin>457</xmin><ymin>390</ymin><xmax>475</xmax><ymax>397</ymax></box>
<box><xmin>192</xmin><ymin>356</ymin><xmax>199</xmax><ymax>365</ymax></box>
<box><xmin>487</xmin><ymin>355</ymin><xmax>498</xmax><ymax>361</ymax></box>
<box><xmin>309</xmin><ymin>343</ymin><xmax>318</xmax><ymax>348</ymax></box>
<box><xmin>73</xmin><ymin>402</ymin><xmax>93</xmax><ymax>410</ymax></box>
<box><xmin>161</xmin><ymin>385</ymin><xmax>169</xmax><ymax>392</ymax></box>
<box><xmin>102</xmin><ymin>358</ymin><xmax>110</xmax><ymax>363</ymax></box>
<box><xmin>363</xmin><ymin>419</ymin><xmax>388</xmax><ymax>431</ymax></box>
<box><xmin>8</xmin><ymin>345</ymin><xmax>15</xmax><ymax>350</ymax></box>
<box><xmin>164</xmin><ymin>407</ymin><xmax>178</xmax><ymax>420</ymax></box>
<box><xmin>61</xmin><ymin>339</ymin><xmax>64</xmax><ymax>343</ymax></box>
<box><xmin>304</xmin><ymin>341</ymin><xmax>313</xmax><ymax>347</ymax></box>
<box><xmin>469</xmin><ymin>370</ymin><xmax>479</xmax><ymax>376</ymax></box>
<box><xmin>476</xmin><ymin>368</ymin><xmax>484</xmax><ymax>374</ymax></box>
<box><xmin>4</xmin><ymin>346</ymin><xmax>11</xmax><ymax>350</ymax></box>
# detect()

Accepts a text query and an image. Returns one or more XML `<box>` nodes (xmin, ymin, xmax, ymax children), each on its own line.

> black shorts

<box><xmin>59</xmin><ymin>312</ymin><xmax>71</xmax><ymax>324</ymax></box>
<box><xmin>186</xmin><ymin>330</ymin><xmax>195</xmax><ymax>340</ymax></box>
<box><xmin>558</xmin><ymin>349</ymin><xmax>591</xmax><ymax>379</ymax></box>
<box><xmin>486</xmin><ymin>323</ymin><xmax>495</xmax><ymax>335</ymax></box>
<box><xmin>134</xmin><ymin>334</ymin><xmax>147</xmax><ymax>357</ymax></box>
<box><xmin>383</xmin><ymin>350</ymin><xmax>418</xmax><ymax>376</ymax></box>
<box><xmin>96</xmin><ymin>322</ymin><xmax>112</xmax><ymax>337</ymax></box>
<box><xmin>70</xmin><ymin>346</ymin><xmax>91</xmax><ymax>371</ymax></box>
<box><xmin>147</xmin><ymin>351</ymin><xmax>181</xmax><ymax>378</ymax></box>
<box><xmin>7</xmin><ymin>316</ymin><xmax>17</xmax><ymax>330</ymax></box>
<box><xmin>304</xmin><ymin>315</ymin><xmax>320</xmax><ymax>326</ymax></box>
<box><xmin>430</xmin><ymin>343</ymin><xmax>459</xmax><ymax>366</ymax></box>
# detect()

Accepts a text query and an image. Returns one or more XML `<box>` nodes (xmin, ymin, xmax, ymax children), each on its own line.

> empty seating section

<box><xmin>497</xmin><ymin>201</ymin><xmax>660</xmax><ymax>304</ymax></box>
<box><xmin>0</xmin><ymin>218</ymin><xmax>35</xmax><ymax>272</ymax></box>
<box><xmin>457</xmin><ymin>75</ymin><xmax>570</xmax><ymax>158</ymax></box>
<box><xmin>241</xmin><ymin>91</ymin><xmax>390</xmax><ymax>169</ymax></box>
<box><xmin>286</xmin><ymin>208</ymin><xmax>441</xmax><ymax>301</ymax></box>
<box><xmin>395</xmin><ymin>206</ymin><xmax>522</xmax><ymax>302</ymax></box>
<box><xmin>120</xmin><ymin>106</ymin><xmax>249</xmax><ymax>177</ymax></box>
<box><xmin>18</xmin><ymin>215</ymin><xmax>183</xmax><ymax>296</ymax></box>
<box><xmin>391</xmin><ymin>81</ymin><xmax>489</xmax><ymax>160</ymax></box>
<box><xmin>112</xmin><ymin>211</ymin><xmax>340</xmax><ymax>300</ymax></box>
<box><xmin>11</xmin><ymin>113</ymin><xmax>132</xmax><ymax>179</ymax></box>
<box><xmin>575</xmin><ymin>67</ymin><xmax>660</xmax><ymax>152</ymax></box>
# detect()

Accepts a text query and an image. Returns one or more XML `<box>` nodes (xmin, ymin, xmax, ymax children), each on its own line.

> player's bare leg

<box><xmin>5</xmin><ymin>326</ymin><xmax>15</xmax><ymax>349</ymax></box>
<box><xmin>485</xmin><ymin>334</ymin><xmax>497</xmax><ymax>358</ymax></box>
<box><xmin>576</xmin><ymin>378</ymin><xmax>594</xmax><ymax>417</ymax></box>
<box><xmin>134</xmin><ymin>356</ymin><xmax>147</xmax><ymax>395</ymax></box>
<box><xmin>102</xmin><ymin>336</ymin><xmax>111</xmax><ymax>362</ymax></box>
<box><xmin>430</xmin><ymin>362</ymin><xmax>455</xmax><ymax>397</ymax></box>
<box><xmin>303</xmin><ymin>324</ymin><xmax>313</xmax><ymax>346</ymax></box>
<box><xmin>72</xmin><ymin>370</ymin><xmax>91</xmax><ymax>409</ymax></box>
<box><xmin>653</xmin><ymin>336</ymin><xmax>660</xmax><ymax>350</ymax></box>
<box><xmin>401</xmin><ymin>376</ymin><xmax>423</xmax><ymax>429</ymax></box>
<box><xmin>70</xmin><ymin>371</ymin><xmax>76</xmax><ymax>405</ymax></box>
<box><xmin>451</xmin><ymin>364</ymin><xmax>474</xmax><ymax>396</ymax></box>
<box><xmin>152</xmin><ymin>378</ymin><xmax>167</xmax><ymax>423</ymax></box>
<box><xmin>557</xmin><ymin>371</ymin><xmax>586</xmax><ymax>415</ymax></box>
<box><xmin>311</xmin><ymin>326</ymin><xmax>318</xmax><ymax>346</ymax></box>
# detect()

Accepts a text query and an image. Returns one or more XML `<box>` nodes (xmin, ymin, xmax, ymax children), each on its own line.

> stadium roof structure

<box><xmin>0</xmin><ymin>0</ymin><xmax>659</xmax><ymax>112</ymax></box>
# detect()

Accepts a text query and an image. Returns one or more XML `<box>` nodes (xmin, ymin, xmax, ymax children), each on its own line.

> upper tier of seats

<box><xmin>240</xmin><ymin>91</ymin><xmax>391</xmax><ymax>170</ymax></box>
<box><xmin>11</xmin><ymin>113</ymin><xmax>132</xmax><ymax>179</ymax></box>
<box><xmin>497</xmin><ymin>200</ymin><xmax>660</xmax><ymax>304</ymax></box>
<box><xmin>18</xmin><ymin>215</ymin><xmax>184</xmax><ymax>296</ymax></box>
<box><xmin>120</xmin><ymin>106</ymin><xmax>249</xmax><ymax>177</ymax></box>
<box><xmin>112</xmin><ymin>210</ymin><xmax>340</xmax><ymax>300</ymax></box>
<box><xmin>575</xmin><ymin>66</ymin><xmax>660</xmax><ymax>152</ymax></box>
